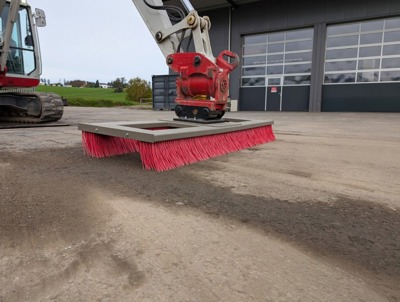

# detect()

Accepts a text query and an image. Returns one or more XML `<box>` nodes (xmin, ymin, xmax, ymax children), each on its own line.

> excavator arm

<box><xmin>132</xmin><ymin>0</ymin><xmax>239</xmax><ymax>121</ymax></box>
<box><xmin>133</xmin><ymin>0</ymin><xmax>215</xmax><ymax>62</ymax></box>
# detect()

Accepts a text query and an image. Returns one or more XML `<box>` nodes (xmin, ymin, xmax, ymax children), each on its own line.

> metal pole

<box><xmin>180</xmin><ymin>0</ymin><xmax>194</xmax><ymax>12</ymax></box>
<box><xmin>0</xmin><ymin>0</ymin><xmax>21</xmax><ymax>72</ymax></box>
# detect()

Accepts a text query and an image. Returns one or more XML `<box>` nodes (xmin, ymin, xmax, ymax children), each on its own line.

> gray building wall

<box><xmin>202</xmin><ymin>0</ymin><xmax>400</xmax><ymax>110</ymax></box>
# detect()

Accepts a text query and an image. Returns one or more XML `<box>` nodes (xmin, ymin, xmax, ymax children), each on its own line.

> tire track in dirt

<box><xmin>2</xmin><ymin>238</ymin><xmax>145</xmax><ymax>301</ymax></box>
<box><xmin>1</xmin><ymin>147</ymin><xmax>400</xmax><ymax>300</ymax></box>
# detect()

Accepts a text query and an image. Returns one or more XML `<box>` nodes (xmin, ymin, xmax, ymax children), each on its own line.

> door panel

<box><xmin>282</xmin><ymin>86</ymin><xmax>310</xmax><ymax>111</ymax></box>
<box><xmin>239</xmin><ymin>87</ymin><xmax>266</xmax><ymax>111</ymax></box>
<box><xmin>266</xmin><ymin>86</ymin><xmax>281</xmax><ymax>111</ymax></box>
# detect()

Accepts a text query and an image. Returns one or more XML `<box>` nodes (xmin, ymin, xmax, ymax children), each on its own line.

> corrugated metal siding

<box><xmin>163</xmin><ymin>0</ymin><xmax>262</xmax><ymax>11</ymax></box>
<box><xmin>322</xmin><ymin>83</ymin><xmax>400</xmax><ymax>112</ymax></box>
<box><xmin>232</xmin><ymin>0</ymin><xmax>400</xmax><ymax>35</ymax></box>
<box><xmin>203</xmin><ymin>9</ymin><xmax>230</xmax><ymax>54</ymax></box>
<box><xmin>152</xmin><ymin>75</ymin><xmax>177</xmax><ymax>110</ymax></box>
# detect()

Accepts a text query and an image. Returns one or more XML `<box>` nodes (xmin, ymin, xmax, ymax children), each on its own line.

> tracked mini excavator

<box><xmin>0</xmin><ymin>0</ymin><xmax>63</xmax><ymax>123</ymax></box>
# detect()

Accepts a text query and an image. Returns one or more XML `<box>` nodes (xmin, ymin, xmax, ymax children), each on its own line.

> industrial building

<box><xmin>162</xmin><ymin>0</ymin><xmax>400</xmax><ymax>112</ymax></box>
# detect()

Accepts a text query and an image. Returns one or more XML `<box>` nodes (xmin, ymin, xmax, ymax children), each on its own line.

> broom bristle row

<box><xmin>81</xmin><ymin>125</ymin><xmax>275</xmax><ymax>171</ymax></box>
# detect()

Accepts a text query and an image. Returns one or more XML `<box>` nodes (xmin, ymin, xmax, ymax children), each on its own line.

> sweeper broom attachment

<box><xmin>78</xmin><ymin>118</ymin><xmax>275</xmax><ymax>172</ymax></box>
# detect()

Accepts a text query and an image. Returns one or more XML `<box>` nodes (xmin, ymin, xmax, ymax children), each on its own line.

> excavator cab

<box><xmin>0</xmin><ymin>0</ymin><xmax>63</xmax><ymax>123</ymax></box>
<box><xmin>0</xmin><ymin>0</ymin><xmax>41</xmax><ymax>82</ymax></box>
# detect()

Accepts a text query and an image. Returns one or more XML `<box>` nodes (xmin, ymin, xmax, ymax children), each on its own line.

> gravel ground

<box><xmin>1</xmin><ymin>107</ymin><xmax>399</xmax><ymax>301</ymax></box>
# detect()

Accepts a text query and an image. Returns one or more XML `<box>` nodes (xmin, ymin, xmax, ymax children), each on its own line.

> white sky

<box><xmin>28</xmin><ymin>0</ymin><xmax>168</xmax><ymax>84</ymax></box>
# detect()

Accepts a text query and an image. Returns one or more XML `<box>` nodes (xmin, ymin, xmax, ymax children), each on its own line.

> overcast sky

<box><xmin>28</xmin><ymin>0</ymin><xmax>168</xmax><ymax>84</ymax></box>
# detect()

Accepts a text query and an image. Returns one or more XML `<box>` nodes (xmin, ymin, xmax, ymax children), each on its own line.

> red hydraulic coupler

<box><xmin>167</xmin><ymin>50</ymin><xmax>239</xmax><ymax>120</ymax></box>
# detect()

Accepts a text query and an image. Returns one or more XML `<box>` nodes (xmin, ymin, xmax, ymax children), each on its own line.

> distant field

<box><xmin>35</xmin><ymin>85</ymin><xmax>136</xmax><ymax>107</ymax></box>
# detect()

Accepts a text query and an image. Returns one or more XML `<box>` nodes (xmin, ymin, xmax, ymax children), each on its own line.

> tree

<box><xmin>111</xmin><ymin>77</ymin><xmax>127</xmax><ymax>93</ymax></box>
<box><xmin>70</xmin><ymin>80</ymin><xmax>86</xmax><ymax>87</ymax></box>
<box><xmin>86</xmin><ymin>81</ymin><xmax>95</xmax><ymax>88</ymax></box>
<box><xmin>95</xmin><ymin>80</ymin><xmax>100</xmax><ymax>88</ymax></box>
<box><xmin>125</xmin><ymin>77</ymin><xmax>152</xmax><ymax>102</ymax></box>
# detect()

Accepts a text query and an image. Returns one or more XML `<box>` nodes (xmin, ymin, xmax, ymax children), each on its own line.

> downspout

<box><xmin>228</xmin><ymin>6</ymin><xmax>232</xmax><ymax>51</ymax></box>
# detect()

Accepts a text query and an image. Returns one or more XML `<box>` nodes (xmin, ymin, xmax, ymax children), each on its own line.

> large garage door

<box><xmin>322</xmin><ymin>17</ymin><xmax>400</xmax><ymax>112</ymax></box>
<box><xmin>240</xmin><ymin>28</ymin><xmax>313</xmax><ymax>111</ymax></box>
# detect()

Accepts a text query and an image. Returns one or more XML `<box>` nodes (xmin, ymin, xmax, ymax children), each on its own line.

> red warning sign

<box><xmin>271</xmin><ymin>87</ymin><xmax>277</xmax><ymax>93</ymax></box>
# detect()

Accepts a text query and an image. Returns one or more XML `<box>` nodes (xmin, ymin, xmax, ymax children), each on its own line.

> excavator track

<box><xmin>0</xmin><ymin>92</ymin><xmax>64</xmax><ymax>123</ymax></box>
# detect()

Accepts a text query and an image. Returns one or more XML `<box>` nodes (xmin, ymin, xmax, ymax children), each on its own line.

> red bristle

<box><xmin>81</xmin><ymin>132</ymin><xmax>140</xmax><ymax>158</ymax></box>
<box><xmin>81</xmin><ymin>125</ymin><xmax>275</xmax><ymax>172</ymax></box>
<box><xmin>138</xmin><ymin>125</ymin><xmax>275</xmax><ymax>171</ymax></box>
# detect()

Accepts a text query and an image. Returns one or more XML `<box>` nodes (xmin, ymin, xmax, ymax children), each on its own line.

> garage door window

<box><xmin>325</xmin><ymin>17</ymin><xmax>400</xmax><ymax>84</ymax></box>
<box><xmin>242</xmin><ymin>28</ymin><xmax>314</xmax><ymax>87</ymax></box>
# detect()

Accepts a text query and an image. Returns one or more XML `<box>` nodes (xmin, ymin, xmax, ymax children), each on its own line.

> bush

<box><xmin>111</xmin><ymin>77</ymin><xmax>127</xmax><ymax>93</ymax></box>
<box><xmin>125</xmin><ymin>77</ymin><xmax>152</xmax><ymax>102</ymax></box>
<box><xmin>67</xmin><ymin>98</ymin><xmax>135</xmax><ymax>107</ymax></box>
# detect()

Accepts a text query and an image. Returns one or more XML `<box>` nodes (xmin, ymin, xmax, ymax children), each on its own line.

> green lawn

<box><xmin>36</xmin><ymin>85</ymin><xmax>138</xmax><ymax>107</ymax></box>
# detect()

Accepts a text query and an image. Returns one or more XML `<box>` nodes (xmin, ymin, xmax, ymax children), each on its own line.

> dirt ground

<box><xmin>1</xmin><ymin>107</ymin><xmax>400</xmax><ymax>301</ymax></box>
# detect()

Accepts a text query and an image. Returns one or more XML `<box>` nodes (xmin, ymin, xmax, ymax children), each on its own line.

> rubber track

<box><xmin>0</xmin><ymin>92</ymin><xmax>64</xmax><ymax>124</ymax></box>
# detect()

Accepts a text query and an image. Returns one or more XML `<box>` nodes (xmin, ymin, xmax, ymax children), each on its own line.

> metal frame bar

<box><xmin>78</xmin><ymin>118</ymin><xmax>273</xmax><ymax>143</ymax></box>
<box><xmin>0</xmin><ymin>0</ymin><xmax>21</xmax><ymax>72</ymax></box>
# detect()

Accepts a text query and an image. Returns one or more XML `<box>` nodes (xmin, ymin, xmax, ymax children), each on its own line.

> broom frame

<box><xmin>78</xmin><ymin>118</ymin><xmax>274</xmax><ymax>143</ymax></box>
